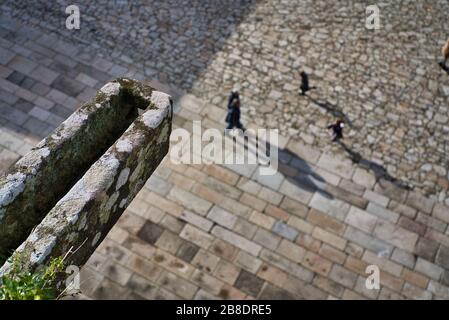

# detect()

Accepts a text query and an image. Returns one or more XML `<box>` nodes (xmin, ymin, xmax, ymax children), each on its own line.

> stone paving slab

<box><xmin>2</xmin><ymin>8</ymin><xmax>449</xmax><ymax>300</ymax></box>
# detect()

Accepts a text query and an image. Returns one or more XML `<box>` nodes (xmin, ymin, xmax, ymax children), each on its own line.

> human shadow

<box><xmin>278</xmin><ymin>148</ymin><xmax>334</xmax><ymax>199</ymax></box>
<box><xmin>228</xmin><ymin>131</ymin><xmax>333</xmax><ymax>199</ymax></box>
<box><xmin>337</xmin><ymin>140</ymin><xmax>411</xmax><ymax>190</ymax></box>
<box><xmin>307</xmin><ymin>96</ymin><xmax>353</xmax><ymax>128</ymax></box>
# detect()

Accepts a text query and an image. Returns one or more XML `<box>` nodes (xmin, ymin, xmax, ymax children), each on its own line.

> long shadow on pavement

<box><xmin>231</xmin><ymin>132</ymin><xmax>334</xmax><ymax>199</ymax></box>
<box><xmin>278</xmin><ymin>148</ymin><xmax>334</xmax><ymax>199</ymax></box>
<box><xmin>338</xmin><ymin>140</ymin><xmax>411</xmax><ymax>190</ymax></box>
<box><xmin>307</xmin><ymin>96</ymin><xmax>353</xmax><ymax>128</ymax></box>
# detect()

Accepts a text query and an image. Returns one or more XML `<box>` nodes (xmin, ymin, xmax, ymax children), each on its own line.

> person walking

<box><xmin>225</xmin><ymin>91</ymin><xmax>245</xmax><ymax>132</ymax></box>
<box><xmin>227</xmin><ymin>89</ymin><xmax>239</xmax><ymax>110</ymax></box>
<box><xmin>299</xmin><ymin>71</ymin><xmax>310</xmax><ymax>95</ymax></box>
<box><xmin>439</xmin><ymin>38</ymin><xmax>449</xmax><ymax>70</ymax></box>
<box><xmin>327</xmin><ymin>119</ymin><xmax>345</xmax><ymax>142</ymax></box>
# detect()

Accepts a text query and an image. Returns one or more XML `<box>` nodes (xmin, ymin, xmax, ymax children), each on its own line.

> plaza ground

<box><xmin>1</xmin><ymin>0</ymin><xmax>449</xmax><ymax>299</ymax></box>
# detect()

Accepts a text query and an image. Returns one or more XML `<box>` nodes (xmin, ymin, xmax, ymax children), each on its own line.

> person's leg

<box><xmin>235</xmin><ymin>121</ymin><xmax>246</xmax><ymax>133</ymax></box>
<box><xmin>304</xmin><ymin>83</ymin><xmax>309</xmax><ymax>93</ymax></box>
<box><xmin>331</xmin><ymin>129</ymin><xmax>338</xmax><ymax>142</ymax></box>
<box><xmin>335</xmin><ymin>131</ymin><xmax>343</xmax><ymax>142</ymax></box>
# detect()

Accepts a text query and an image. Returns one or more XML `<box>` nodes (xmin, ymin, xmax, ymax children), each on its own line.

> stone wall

<box><xmin>0</xmin><ymin>78</ymin><xmax>172</xmax><ymax>272</ymax></box>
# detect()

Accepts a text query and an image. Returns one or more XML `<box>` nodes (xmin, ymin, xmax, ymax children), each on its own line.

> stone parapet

<box><xmin>0</xmin><ymin>78</ymin><xmax>172</xmax><ymax>271</ymax></box>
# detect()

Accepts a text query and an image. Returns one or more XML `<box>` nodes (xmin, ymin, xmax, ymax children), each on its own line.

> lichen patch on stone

<box><xmin>99</xmin><ymin>191</ymin><xmax>119</xmax><ymax>224</ymax></box>
<box><xmin>116</xmin><ymin>167</ymin><xmax>130</xmax><ymax>191</ymax></box>
<box><xmin>91</xmin><ymin>232</ymin><xmax>101</xmax><ymax>247</ymax></box>
<box><xmin>30</xmin><ymin>235</ymin><xmax>57</xmax><ymax>264</ymax></box>
<box><xmin>142</xmin><ymin>108</ymin><xmax>168</xmax><ymax>129</ymax></box>
<box><xmin>60</xmin><ymin>180</ymin><xmax>94</xmax><ymax>203</ymax></box>
<box><xmin>15</xmin><ymin>147</ymin><xmax>50</xmax><ymax>169</ymax></box>
<box><xmin>150</xmin><ymin>91</ymin><xmax>171</xmax><ymax>112</ymax></box>
<box><xmin>28</xmin><ymin>232</ymin><xmax>39</xmax><ymax>243</ymax></box>
<box><xmin>116</xmin><ymin>139</ymin><xmax>133</xmax><ymax>153</ymax></box>
<box><xmin>129</xmin><ymin>160</ymin><xmax>144</xmax><ymax>183</ymax></box>
<box><xmin>85</xmin><ymin>155</ymin><xmax>121</xmax><ymax>191</ymax></box>
<box><xmin>78</xmin><ymin>214</ymin><xmax>87</xmax><ymax>231</ymax></box>
<box><xmin>157</xmin><ymin>123</ymin><xmax>170</xmax><ymax>145</ymax></box>
<box><xmin>0</xmin><ymin>172</ymin><xmax>27</xmax><ymax>212</ymax></box>
<box><xmin>119</xmin><ymin>198</ymin><xmax>128</xmax><ymax>209</ymax></box>
<box><xmin>100</xmin><ymin>82</ymin><xmax>121</xmax><ymax>96</ymax></box>
<box><xmin>61</xmin><ymin>112</ymin><xmax>89</xmax><ymax>136</ymax></box>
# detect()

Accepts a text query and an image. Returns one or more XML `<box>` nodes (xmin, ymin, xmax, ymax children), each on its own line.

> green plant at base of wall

<box><xmin>0</xmin><ymin>256</ymin><xmax>65</xmax><ymax>300</ymax></box>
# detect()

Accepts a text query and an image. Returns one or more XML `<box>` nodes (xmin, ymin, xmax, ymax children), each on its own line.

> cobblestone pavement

<box><xmin>2</xmin><ymin>0</ymin><xmax>449</xmax><ymax>202</ymax></box>
<box><xmin>2</xmin><ymin>3</ymin><xmax>449</xmax><ymax>300</ymax></box>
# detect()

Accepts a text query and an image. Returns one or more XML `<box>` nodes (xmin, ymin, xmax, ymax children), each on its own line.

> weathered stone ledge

<box><xmin>0</xmin><ymin>78</ymin><xmax>172</xmax><ymax>271</ymax></box>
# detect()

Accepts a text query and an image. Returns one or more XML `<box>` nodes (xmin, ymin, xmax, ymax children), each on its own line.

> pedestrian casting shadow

<box><xmin>308</xmin><ymin>97</ymin><xmax>353</xmax><ymax>128</ymax></box>
<box><xmin>337</xmin><ymin>141</ymin><xmax>411</xmax><ymax>190</ymax></box>
<box><xmin>231</xmin><ymin>132</ymin><xmax>333</xmax><ymax>199</ymax></box>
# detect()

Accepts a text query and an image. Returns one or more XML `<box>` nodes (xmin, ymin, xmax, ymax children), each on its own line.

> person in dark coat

<box><xmin>300</xmin><ymin>71</ymin><xmax>310</xmax><ymax>95</ymax></box>
<box><xmin>327</xmin><ymin>119</ymin><xmax>345</xmax><ymax>142</ymax></box>
<box><xmin>227</xmin><ymin>90</ymin><xmax>239</xmax><ymax>109</ymax></box>
<box><xmin>225</xmin><ymin>93</ymin><xmax>245</xmax><ymax>132</ymax></box>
